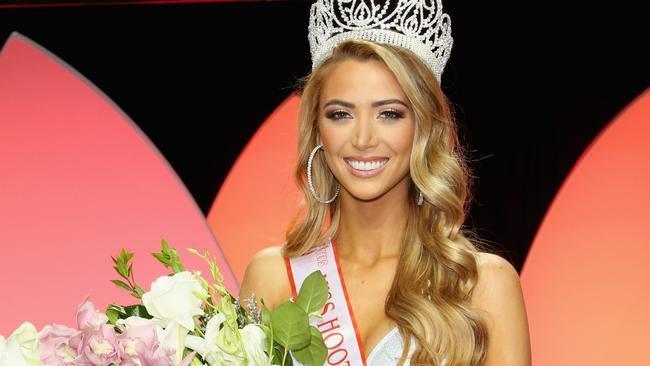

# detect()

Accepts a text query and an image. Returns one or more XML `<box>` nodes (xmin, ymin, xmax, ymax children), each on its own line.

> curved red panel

<box><xmin>207</xmin><ymin>95</ymin><xmax>302</xmax><ymax>287</ymax></box>
<box><xmin>521</xmin><ymin>89</ymin><xmax>650</xmax><ymax>365</ymax></box>
<box><xmin>0</xmin><ymin>33</ymin><xmax>237</xmax><ymax>335</ymax></box>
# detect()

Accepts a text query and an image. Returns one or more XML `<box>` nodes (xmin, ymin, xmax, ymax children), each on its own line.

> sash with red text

<box><xmin>285</xmin><ymin>241</ymin><xmax>367</xmax><ymax>366</ymax></box>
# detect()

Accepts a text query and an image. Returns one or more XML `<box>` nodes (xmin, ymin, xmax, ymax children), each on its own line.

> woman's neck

<box><xmin>334</xmin><ymin>179</ymin><xmax>410</xmax><ymax>264</ymax></box>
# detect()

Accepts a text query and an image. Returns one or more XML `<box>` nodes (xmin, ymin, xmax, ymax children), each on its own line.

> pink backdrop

<box><xmin>2</xmin><ymin>31</ymin><xmax>650</xmax><ymax>365</ymax></box>
<box><xmin>0</xmin><ymin>33</ymin><xmax>237</xmax><ymax>334</ymax></box>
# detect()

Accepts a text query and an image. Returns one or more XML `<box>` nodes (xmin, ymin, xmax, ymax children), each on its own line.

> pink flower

<box><xmin>118</xmin><ymin>318</ymin><xmax>164</xmax><ymax>365</ymax></box>
<box><xmin>79</xmin><ymin>323</ymin><xmax>122</xmax><ymax>366</ymax></box>
<box><xmin>38</xmin><ymin>324</ymin><xmax>83</xmax><ymax>365</ymax></box>
<box><xmin>117</xmin><ymin>317</ymin><xmax>195</xmax><ymax>366</ymax></box>
<box><xmin>76</xmin><ymin>298</ymin><xmax>108</xmax><ymax>331</ymax></box>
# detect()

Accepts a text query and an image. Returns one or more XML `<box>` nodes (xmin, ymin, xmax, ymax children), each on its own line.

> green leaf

<box><xmin>111</xmin><ymin>279</ymin><xmax>132</xmax><ymax>292</ymax></box>
<box><xmin>113</xmin><ymin>266</ymin><xmax>125</xmax><ymax>280</ymax></box>
<box><xmin>106</xmin><ymin>308</ymin><xmax>119</xmax><ymax>325</ymax></box>
<box><xmin>295</xmin><ymin>271</ymin><xmax>328</xmax><ymax>316</ymax></box>
<box><xmin>133</xmin><ymin>286</ymin><xmax>145</xmax><ymax>298</ymax></box>
<box><xmin>113</xmin><ymin>265</ymin><xmax>127</xmax><ymax>280</ymax></box>
<box><xmin>171</xmin><ymin>262</ymin><xmax>185</xmax><ymax>273</ymax></box>
<box><xmin>115</xmin><ymin>257</ymin><xmax>129</xmax><ymax>278</ymax></box>
<box><xmin>189</xmin><ymin>356</ymin><xmax>204</xmax><ymax>366</ymax></box>
<box><xmin>124</xmin><ymin>304</ymin><xmax>152</xmax><ymax>319</ymax></box>
<box><xmin>260</xmin><ymin>298</ymin><xmax>271</xmax><ymax>325</ymax></box>
<box><xmin>105</xmin><ymin>303</ymin><xmax>127</xmax><ymax>324</ymax></box>
<box><xmin>161</xmin><ymin>239</ymin><xmax>170</xmax><ymax>253</ymax></box>
<box><xmin>292</xmin><ymin>326</ymin><xmax>327</xmax><ymax>366</ymax></box>
<box><xmin>271</xmin><ymin>302</ymin><xmax>311</xmax><ymax>350</ymax></box>
<box><xmin>152</xmin><ymin>252</ymin><xmax>169</xmax><ymax>266</ymax></box>
<box><xmin>124</xmin><ymin>251</ymin><xmax>134</xmax><ymax>262</ymax></box>
<box><xmin>152</xmin><ymin>240</ymin><xmax>186</xmax><ymax>272</ymax></box>
<box><xmin>271</xmin><ymin>344</ymin><xmax>286</xmax><ymax>365</ymax></box>
<box><xmin>271</xmin><ymin>343</ymin><xmax>295</xmax><ymax>366</ymax></box>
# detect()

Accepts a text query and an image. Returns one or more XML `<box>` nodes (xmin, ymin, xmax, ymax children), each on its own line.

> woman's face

<box><xmin>317</xmin><ymin>58</ymin><xmax>415</xmax><ymax>203</ymax></box>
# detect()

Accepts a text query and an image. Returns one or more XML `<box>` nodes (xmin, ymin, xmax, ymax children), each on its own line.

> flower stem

<box><xmin>282</xmin><ymin>347</ymin><xmax>288</xmax><ymax>366</ymax></box>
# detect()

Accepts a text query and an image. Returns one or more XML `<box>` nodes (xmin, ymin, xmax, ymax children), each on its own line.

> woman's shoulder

<box><xmin>247</xmin><ymin>245</ymin><xmax>286</xmax><ymax>270</ymax></box>
<box><xmin>475</xmin><ymin>251</ymin><xmax>518</xmax><ymax>275</ymax></box>
<box><xmin>239</xmin><ymin>245</ymin><xmax>292</xmax><ymax>310</ymax></box>
<box><xmin>472</xmin><ymin>253</ymin><xmax>532</xmax><ymax>364</ymax></box>
<box><xmin>472</xmin><ymin>252</ymin><xmax>523</xmax><ymax>322</ymax></box>
<box><xmin>473</xmin><ymin>251</ymin><xmax>521</xmax><ymax>297</ymax></box>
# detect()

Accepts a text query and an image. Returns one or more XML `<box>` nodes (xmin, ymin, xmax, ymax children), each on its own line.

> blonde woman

<box><xmin>240</xmin><ymin>2</ymin><xmax>531</xmax><ymax>365</ymax></box>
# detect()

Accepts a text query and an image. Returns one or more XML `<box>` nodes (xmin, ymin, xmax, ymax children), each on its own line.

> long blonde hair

<box><xmin>285</xmin><ymin>40</ymin><xmax>489</xmax><ymax>366</ymax></box>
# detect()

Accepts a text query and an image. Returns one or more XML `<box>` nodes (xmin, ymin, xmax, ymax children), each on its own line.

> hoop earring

<box><xmin>417</xmin><ymin>190</ymin><xmax>424</xmax><ymax>206</ymax></box>
<box><xmin>307</xmin><ymin>144</ymin><xmax>339</xmax><ymax>204</ymax></box>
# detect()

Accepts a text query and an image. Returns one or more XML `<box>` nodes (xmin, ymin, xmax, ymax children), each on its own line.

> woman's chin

<box><xmin>344</xmin><ymin>189</ymin><xmax>388</xmax><ymax>203</ymax></box>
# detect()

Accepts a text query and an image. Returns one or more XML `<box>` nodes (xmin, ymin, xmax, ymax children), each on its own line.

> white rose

<box><xmin>142</xmin><ymin>271</ymin><xmax>208</xmax><ymax>331</ymax></box>
<box><xmin>0</xmin><ymin>322</ymin><xmax>42</xmax><ymax>366</ymax></box>
<box><xmin>240</xmin><ymin>324</ymin><xmax>269</xmax><ymax>366</ymax></box>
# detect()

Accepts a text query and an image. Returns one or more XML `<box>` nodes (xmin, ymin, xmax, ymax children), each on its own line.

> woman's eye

<box><xmin>325</xmin><ymin>110</ymin><xmax>352</xmax><ymax>120</ymax></box>
<box><xmin>379</xmin><ymin>110</ymin><xmax>405</xmax><ymax>120</ymax></box>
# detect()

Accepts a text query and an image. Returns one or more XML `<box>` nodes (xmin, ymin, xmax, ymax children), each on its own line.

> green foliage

<box><xmin>271</xmin><ymin>302</ymin><xmax>311</xmax><ymax>350</ymax></box>
<box><xmin>268</xmin><ymin>270</ymin><xmax>328</xmax><ymax>366</ymax></box>
<box><xmin>292</xmin><ymin>327</ymin><xmax>328</xmax><ymax>366</ymax></box>
<box><xmin>110</xmin><ymin>240</ymin><xmax>329</xmax><ymax>366</ymax></box>
<box><xmin>151</xmin><ymin>239</ymin><xmax>186</xmax><ymax>273</ymax></box>
<box><xmin>110</xmin><ymin>248</ymin><xmax>144</xmax><ymax>299</ymax></box>
<box><xmin>105</xmin><ymin>303</ymin><xmax>151</xmax><ymax>325</ymax></box>
<box><xmin>295</xmin><ymin>271</ymin><xmax>329</xmax><ymax>316</ymax></box>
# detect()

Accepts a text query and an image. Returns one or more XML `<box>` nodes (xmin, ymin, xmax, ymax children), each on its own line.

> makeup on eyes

<box><xmin>324</xmin><ymin>108</ymin><xmax>406</xmax><ymax>121</ymax></box>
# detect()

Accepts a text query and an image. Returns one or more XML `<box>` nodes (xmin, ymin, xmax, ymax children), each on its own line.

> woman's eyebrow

<box><xmin>323</xmin><ymin>99</ymin><xmax>354</xmax><ymax>108</ymax></box>
<box><xmin>371</xmin><ymin>99</ymin><xmax>409</xmax><ymax>108</ymax></box>
<box><xmin>323</xmin><ymin>98</ymin><xmax>409</xmax><ymax>108</ymax></box>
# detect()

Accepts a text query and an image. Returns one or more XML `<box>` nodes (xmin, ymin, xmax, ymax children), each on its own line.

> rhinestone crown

<box><xmin>308</xmin><ymin>0</ymin><xmax>453</xmax><ymax>81</ymax></box>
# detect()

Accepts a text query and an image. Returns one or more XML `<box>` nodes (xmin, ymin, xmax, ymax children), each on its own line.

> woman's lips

<box><xmin>344</xmin><ymin>157</ymin><xmax>389</xmax><ymax>178</ymax></box>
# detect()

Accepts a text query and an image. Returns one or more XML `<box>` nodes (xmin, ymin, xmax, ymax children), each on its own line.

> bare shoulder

<box><xmin>471</xmin><ymin>251</ymin><xmax>523</xmax><ymax>313</ymax></box>
<box><xmin>239</xmin><ymin>246</ymin><xmax>292</xmax><ymax>311</ymax></box>
<box><xmin>472</xmin><ymin>252</ymin><xmax>532</xmax><ymax>365</ymax></box>
<box><xmin>476</xmin><ymin>252</ymin><xmax>520</xmax><ymax>279</ymax></box>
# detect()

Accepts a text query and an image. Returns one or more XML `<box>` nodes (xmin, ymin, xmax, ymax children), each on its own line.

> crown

<box><xmin>308</xmin><ymin>0</ymin><xmax>453</xmax><ymax>81</ymax></box>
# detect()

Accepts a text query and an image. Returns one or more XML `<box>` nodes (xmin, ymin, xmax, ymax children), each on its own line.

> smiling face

<box><xmin>317</xmin><ymin>58</ymin><xmax>415</xmax><ymax>203</ymax></box>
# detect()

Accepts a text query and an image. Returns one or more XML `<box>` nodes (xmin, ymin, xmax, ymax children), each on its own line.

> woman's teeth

<box><xmin>346</xmin><ymin>159</ymin><xmax>388</xmax><ymax>171</ymax></box>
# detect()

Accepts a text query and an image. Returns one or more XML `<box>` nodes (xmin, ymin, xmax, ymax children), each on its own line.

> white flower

<box><xmin>0</xmin><ymin>322</ymin><xmax>42</xmax><ymax>366</ymax></box>
<box><xmin>240</xmin><ymin>324</ymin><xmax>269</xmax><ymax>366</ymax></box>
<box><xmin>185</xmin><ymin>314</ymin><xmax>246</xmax><ymax>366</ymax></box>
<box><xmin>142</xmin><ymin>271</ymin><xmax>208</xmax><ymax>331</ymax></box>
<box><xmin>159</xmin><ymin>321</ymin><xmax>190</xmax><ymax>365</ymax></box>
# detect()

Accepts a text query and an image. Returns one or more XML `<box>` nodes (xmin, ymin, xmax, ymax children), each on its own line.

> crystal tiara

<box><xmin>308</xmin><ymin>0</ymin><xmax>453</xmax><ymax>81</ymax></box>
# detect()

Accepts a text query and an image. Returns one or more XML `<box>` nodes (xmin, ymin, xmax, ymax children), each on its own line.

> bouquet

<box><xmin>0</xmin><ymin>240</ymin><xmax>329</xmax><ymax>366</ymax></box>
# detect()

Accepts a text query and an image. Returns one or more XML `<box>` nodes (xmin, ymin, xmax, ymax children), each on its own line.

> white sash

<box><xmin>285</xmin><ymin>241</ymin><xmax>367</xmax><ymax>366</ymax></box>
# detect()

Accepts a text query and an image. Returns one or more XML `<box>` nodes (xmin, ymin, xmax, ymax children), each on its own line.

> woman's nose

<box><xmin>352</xmin><ymin>114</ymin><xmax>377</xmax><ymax>150</ymax></box>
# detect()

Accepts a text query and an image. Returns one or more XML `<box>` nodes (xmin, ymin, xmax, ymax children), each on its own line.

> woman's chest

<box><xmin>340</xmin><ymin>262</ymin><xmax>398</xmax><ymax>356</ymax></box>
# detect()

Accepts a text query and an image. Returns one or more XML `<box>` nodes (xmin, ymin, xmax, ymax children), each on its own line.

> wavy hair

<box><xmin>285</xmin><ymin>39</ymin><xmax>489</xmax><ymax>366</ymax></box>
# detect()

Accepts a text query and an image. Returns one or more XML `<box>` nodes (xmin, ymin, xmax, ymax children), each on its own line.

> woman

<box><xmin>240</xmin><ymin>3</ymin><xmax>531</xmax><ymax>365</ymax></box>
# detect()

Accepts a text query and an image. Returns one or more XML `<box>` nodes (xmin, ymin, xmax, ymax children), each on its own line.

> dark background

<box><xmin>1</xmin><ymin>0</ymin><xmax>647</xmax><ymax>271</ymax></box>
